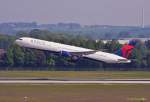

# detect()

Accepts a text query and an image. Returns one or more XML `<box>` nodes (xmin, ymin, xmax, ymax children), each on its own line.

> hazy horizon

<box><xmin>0</xmin><ymin>0</ymin><xmax>148</xmax><ymax>26</ymax></box>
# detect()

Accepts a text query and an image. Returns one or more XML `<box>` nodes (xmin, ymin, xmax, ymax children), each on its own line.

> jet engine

<box><xmin>59</xmin><ymin>51</ymin><xmax>80</xmax><ymax>61</ymax></box>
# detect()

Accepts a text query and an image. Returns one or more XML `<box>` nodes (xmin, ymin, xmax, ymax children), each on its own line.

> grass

<box><xmin>0</xmin><ymin>71</ymin><xmax>150</xmax><ymax>79</ymax></box>
<box><xmin>0</xmin><ymin>71</ymin><xmax>149</xmax><ymax>102</ymax></box>
<box><xmin>0</xmin><ymin>84</ymin><xmax>149</xmax><ymax>102</ymax></box>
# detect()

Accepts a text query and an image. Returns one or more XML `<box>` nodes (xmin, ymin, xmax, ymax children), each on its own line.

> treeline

<box><xmin>0</xmin><ymin>29</ymin><xmax>150</xmax><ymax>70</ymax></box>
<box><xmin>1</xmin><ymin>22</ymin><xmax>150</xmax><ymax>39</ymax></box>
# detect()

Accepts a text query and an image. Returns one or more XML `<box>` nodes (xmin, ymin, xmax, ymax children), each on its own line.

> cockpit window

<box><xmin>19</xmin><ymin>38</ymin><xmax>23</xmax><ymax>40</ymax></box>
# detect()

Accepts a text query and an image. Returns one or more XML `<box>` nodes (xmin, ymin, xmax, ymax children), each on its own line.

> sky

<box><xmin>0</xmin><ymin>0</ymin><xmax>149</xmax><ymax>26</ymax></box>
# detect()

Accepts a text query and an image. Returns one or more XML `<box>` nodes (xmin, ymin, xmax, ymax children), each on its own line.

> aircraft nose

<box><xmin>15</xmin><ymin>39</ymin><xmax>20</xmax><ymax>45</ymax></box>
<box><xmin>15</xmin><ymin>39</ymin><xmax>23</xmax><ymax>46</ymax></box>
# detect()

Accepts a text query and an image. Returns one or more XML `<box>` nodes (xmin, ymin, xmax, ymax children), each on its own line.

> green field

<box><xmin>0</xmin><ymin>71</ymin><xmax>150</xmax><ymax>79</ymax></box>
<box><xmin>0</xmin><ymin>84</ymin><xmax>149</xmax><ymax>102</ymax></box>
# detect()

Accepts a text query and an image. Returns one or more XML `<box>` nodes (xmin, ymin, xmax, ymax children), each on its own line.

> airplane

<box><xmin>15</xmin><ymin>37</ymin><xmax>132</xmax><ymax>63</ymax></box>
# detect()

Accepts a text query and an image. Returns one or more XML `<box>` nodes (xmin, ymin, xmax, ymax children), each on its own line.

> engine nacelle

<box><xmin>71</xmin><ymin>56</ymin><xmax>80</xmax><ymax>61</ymax></box>
<box><xmin>59</xmin><ymin>51</ymin><xmax>80</xmax><ymax>61</ymax></box>
<box><xmin>59</xmin><ymin>51</ymin><xmax>72</xmax><ymax>57</ymax></box>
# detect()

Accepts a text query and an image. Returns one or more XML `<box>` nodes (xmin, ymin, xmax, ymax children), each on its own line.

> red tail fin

<box><xmin>116</xmin><ymin>39</ymin><xmax>141</xmax><ymax>58</ymax></box>
<box><xmin>121</xmin><ymin>44</ymin><xmax>134</xmax><ymax>58</ymax></box>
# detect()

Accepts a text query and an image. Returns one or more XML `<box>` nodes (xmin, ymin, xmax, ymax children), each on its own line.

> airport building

<box><xmin>101</xmin><ymin>38</ymin><xmax>150</xmax><ymax>44</ymax></box>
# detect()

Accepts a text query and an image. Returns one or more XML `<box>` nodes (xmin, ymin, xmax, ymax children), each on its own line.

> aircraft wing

<box><xmin>60</xmin><ymin>50</ymin><xmax>130</xmax><ymax>63</ymax></box>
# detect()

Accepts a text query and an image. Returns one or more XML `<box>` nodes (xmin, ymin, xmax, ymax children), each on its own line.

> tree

<box><xmin>24</xmin><ymin>49</ymin><xmax>37</xmax><ymax>67</ymax></box>
<box><xmin>34</xmin><ymin>50</ymin><xmax>47</xmax><ymax>67</ymax></box>
<box><xmin>6</xmin><ymin>46</ymin><xmax>14</xmax><ymax>67</ymax></box>
<box><xmin>146</xmin><ymin>51</ymin><xmax>150</xmax><ymax>68</ymax></box>
<box><xmin>95</xmin><ymin>40</ymin><xmax>105</xmax><ymax>50</ymax></box>
<box><xmin>105</xmin><ymin>40</ymin><xmax>122</xmax><ymax>53</ymax></box>
<box><xmin>145</xmin><ymin>40</ymin><xmax>150</xmax><ymax>49</ymax></box>
<box><xmin>13</xmin><ymin>45</ymin><xmax>25</xmax><ymax>67</ymax></box>
<box><xmin>130</xmin><ymin>41</ymin><xmax>147</xmax><ymax>68</ymax></box>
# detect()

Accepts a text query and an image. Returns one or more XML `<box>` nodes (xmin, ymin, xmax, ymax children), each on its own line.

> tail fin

<box><xmin>120</xmin><ymin>44</ymin><xmax>134</xmax><ymax>58</ymax></box>
<box><xmin>116</xmin><ymin>39</ymin><xmax>139</xmax><ymax>58</ymax></box>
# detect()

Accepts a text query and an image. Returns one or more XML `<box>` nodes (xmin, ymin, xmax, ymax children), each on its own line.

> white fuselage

<box><xmin>15</xmin><ymin>37</ymin><xmax>131</xmax><ymax>63</ymax></box>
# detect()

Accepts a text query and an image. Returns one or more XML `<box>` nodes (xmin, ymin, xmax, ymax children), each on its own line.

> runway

<box><xmin>1</xmin><ymin>79</ymin><xmax>150</xmax><ymax>84</ymax></box>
